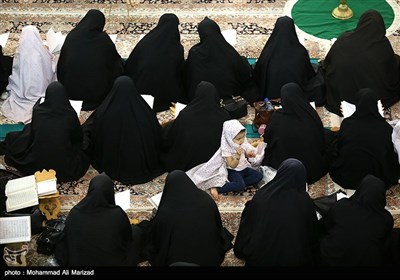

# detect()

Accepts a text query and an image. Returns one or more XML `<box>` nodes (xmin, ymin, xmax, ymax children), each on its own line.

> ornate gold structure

<box><xmin>3</xmin><ymin>244</ymin><xmax>29</xmax><ymax>266</ymax></box>
<box><xmin>332</xmin><ymin>0</ymin><xmax>353</xmax><ymax>20</ymax></box>
<box><xmin>35</xmin><ymin>169</ymin><xmax>61</xmax><ymax>220</ymax></box>
<box><xmin>39</xmin><ymin>194</ymin><xmax>61</xmax><ymax>220</ymax></box>
<box><xmin>34</xmin><ymin>169</ymin><xmax>56</xmax><ymax>183</ymax></box>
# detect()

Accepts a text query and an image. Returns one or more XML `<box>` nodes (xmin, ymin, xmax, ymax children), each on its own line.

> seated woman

<box><xmin>82</xmin><ymin>76</ymin><xmax>164</xmax><ymax>185</ymax></box>
<box><xmin>141</xmin><ymin>170</ymin><xmax>233</xmax><ymax>266</ymax></box>
<box><xmin>0</xmin><ymin>45</ymin><xmax>13</xmax><ymax>96</ymax></box>
<box><xmin>234</xmin><ymin>159</ymin><xmax>320</xmax><ymax>266</ymax></box>
<box><xmin>329</xmin><ymin>88</ymin><xmax>400</xmax><ymax>190</ymax></box>
<box><xmin>319</xmin><ymin>175</ymin><xmax>394</xmax><ymax>266</ymax></box>
<box><xmin>253</xmin><ymin>16</ymin><xmax>319</xmax><ymax>102</ymax></box>
<box><xmin>125</xmin><ymin>13</ymin><xmax>185</xmax><ymax>112</ymax></box>
<box><xmin>3</xmin><ymin>81</ymin><xmax>89</xmax><ymax>182</ymax></box>
<box><xmin>161</xmin><ymin>81</ymin><xmax>230</xmax><ymax>172</ymax></box>
<box><xmin>262</xmin><ymin>82</ymin><xmax>329</xmax><ymax>184</ymax></box>
<box><xmin>184</xmin><ymin>17</ymin><xmax>258</xmax><ymax>103</ymax></box>
<box><xmin>1</xmin><ymin>25</ymin><xmax>55</xmax><ymax>123</ymax></box>
<box><xmin>322</xmin><ymin>10</ymin><xmax>400</xmax><ymax>116</ymax></box>
<box><xmin>57</xmin><ymin>9</ymin><xmax>124</xmax><ymax>111</ymax></box>
<box><xmin>55</xmin><ymin>173</ymin><xmax>144</xmax><ymax>266</ymax></box>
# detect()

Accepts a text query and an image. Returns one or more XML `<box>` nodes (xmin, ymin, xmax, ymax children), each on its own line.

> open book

<box><xmin>0</xmin><ymin>216</ymin><xmax>31</xmax><ymax>244</ymax></box>
<box><xmin>109</xmin><ymin>34</ymin><xmax>118</xmax><ymax>44</ymax></box>
<box><xmin>148</xmin><ymin>192</ymin><xmax>163</xmax><ymax>209</ymax></box>
<box><xmin>141</xmin><ymin>95</ymin><xmax>154</xmax><ymax>109</ymax></box>
<box><xmin>341</xmin><ymin>101</ymin><xmax>356</xmax><ymax>119</ymax></box>
<box><xmin>221</xmin><ymin>29</ymin><xmax>237</xmax><ymax>47</ymax></box>
<box><xmin>5</xmin><ymin>175</ymin><xmax>38</xmax><ymax>212</ymax></box>
<box><xmin>69</xmin><ymin>100</ymin><xmax>83</xmax><ymax>118</ymax></box>
<box><xmin>46</xmin><ymin>28</ymin><xmax>65</xmax><ymax>54</ymax></box>
<box><xmin>0</xmin><ymin>32</ymin><xmax>10</xmax><ymax>48</ymax></box>
<box><xmin>115</xmin><ymin>190</ymin><xmax>130</xmax><ymax>211</ymax></box>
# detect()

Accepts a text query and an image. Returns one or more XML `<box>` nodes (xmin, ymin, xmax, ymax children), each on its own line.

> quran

<box><xmin>5</xmin><ymin>175</ymin><xmax>38</xmax><ymax>212</ymax></box>
<box><xmin>0</xmin><ymin>216</ymin><xmax>31</xmax><ymax>244</ymax></box>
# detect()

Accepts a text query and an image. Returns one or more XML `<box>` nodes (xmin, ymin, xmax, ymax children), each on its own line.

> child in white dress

<box><xmin>187</xmin><ymin>119</ymin><xmax>263</xmax><ymax>200</ymax></box>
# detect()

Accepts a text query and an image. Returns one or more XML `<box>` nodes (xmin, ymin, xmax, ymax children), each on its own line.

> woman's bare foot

<box><xmin>210</xmin><ymin>187</ymin><xmax>219</xmax><ymax>200</ymax></box>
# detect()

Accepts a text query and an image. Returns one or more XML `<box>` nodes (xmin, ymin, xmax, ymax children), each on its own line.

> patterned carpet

<box><xmin>1</xmin><ymin>0</ymin><xmax>400</xmax><ymax>267</ymax></box>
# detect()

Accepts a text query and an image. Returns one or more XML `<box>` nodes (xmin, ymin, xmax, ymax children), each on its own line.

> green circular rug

<box><xmin>285</xmin><ymin>0</ymin><xmax>398</xmax><ymax>40</ymax></box>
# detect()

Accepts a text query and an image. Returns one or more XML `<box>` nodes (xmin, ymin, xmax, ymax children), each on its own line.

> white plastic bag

<box><xmin>247</xmin><ymin>141</ymin><xmax>267</xmax><ymax>168</ymax></box>
<box><xmin>259</xmin><ymin>165</ymin><xmax>277</xmax><ymax>186</ymax></box>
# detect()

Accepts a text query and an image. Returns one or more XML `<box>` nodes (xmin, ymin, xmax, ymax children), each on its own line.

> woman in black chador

<box><xmin>57</xmin><ymin>9</ymin><xmax>124</xmax><ymax>110</ymax></box>
<box><xmin>253</xmin><ymin>16</ymin><xmax>317</xmax><ymax>101</ymax></box>
<box><xmin>55</xmin><ymin>173</ymin><xmax>144</xmax><ymax>266</ymax></box>
<box><xmin>125</xmin><ymin>13</ymin><xmax>185</xmax><ymax>112</ymax></box>
<box><xmin>161</xmin><ymin>81</ymin><xmax>230</xmax><ymax>172</ymax></box>
<box><xmin>184</xmin><ymin>17</ymin><xmax>259</xmax><ymax>103</ymax></box>
<box><xmin>329</xmin><ymin>88</ymin><xmax>400</xmax><ymax>189</ymax></box>
<box><xmin>83</xmin><ymin>76</ymin><xmax>164</xmax><ymax>185</ymax></box>
<box><xmin>3</xmin><ymin>81</ymin><xmax>89</xmax><ymax>182</ymax></box>
<box><xmin>319</xmin><ymin>175</ymin><xmax>394</xmax><ymax>266</ymax></box>
<box><xmin>323</xmin><ymin>9</ymin><xmax>400</xmax><ymax>116</ymax></box>
<box><xmin>141</xmin><ymin>170</ymin><xmax>233</xmax><ymax>266</ymax></box>
<box><xmin>262</xmin><ymin>83</ymin><xmax>329</xmax><ymax>184</ymax></box>
<box><xmin>234</xmin><ymin>159</ymin><xmax>320</xmax><ymax>266</ymax></box>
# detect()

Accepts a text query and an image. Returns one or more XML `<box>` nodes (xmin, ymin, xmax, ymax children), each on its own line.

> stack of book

<box><xmin>0</xmin><ymin>169</ymin><xmax>58</xmax><ymax>244</ymax></box>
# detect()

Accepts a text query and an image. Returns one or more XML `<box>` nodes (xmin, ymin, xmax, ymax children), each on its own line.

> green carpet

<box><xmin>292</xmin><ymin>0</ymin><xmax>394</xmax><ymax>39</ymax></box>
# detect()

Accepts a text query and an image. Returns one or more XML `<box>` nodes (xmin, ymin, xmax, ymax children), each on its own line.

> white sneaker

<box><xmin>1</xmin><ymin>91</ymin><xmax>9</xmax><ymax>100</ymax></box>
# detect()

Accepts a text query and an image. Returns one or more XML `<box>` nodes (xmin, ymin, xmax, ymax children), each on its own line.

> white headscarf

<box><xmin>220</xmin><ymin>119</ymin><xmax>246</xmax><ymax>155</ymax></box>
<box><xmin>2</xmin><ymin>25</ymin><xmax>56</xmax><ymax>123</ymax></box>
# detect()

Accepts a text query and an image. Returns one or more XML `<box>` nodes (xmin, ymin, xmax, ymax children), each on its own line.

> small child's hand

<box><xmin>236</xmin><ymin>147</ymin><xmax>243</xmax><ymax>155</ymax></box>
<box><xmin>245</xmin><ymin>151</ymin><xmax>256</xmax><ymax>158</ymax></box>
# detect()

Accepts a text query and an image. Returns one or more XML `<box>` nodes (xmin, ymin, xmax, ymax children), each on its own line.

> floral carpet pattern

<box><xmin>0</xmin><ymin>0</ymin><xmax>400</xmax><ymax>267</ymax></box>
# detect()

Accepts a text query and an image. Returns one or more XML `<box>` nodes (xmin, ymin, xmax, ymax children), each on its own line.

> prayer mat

<box><xmin>0</xmin><ymin>124</ymin><xmax>24</xmax><ymax>141</ymax></box>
